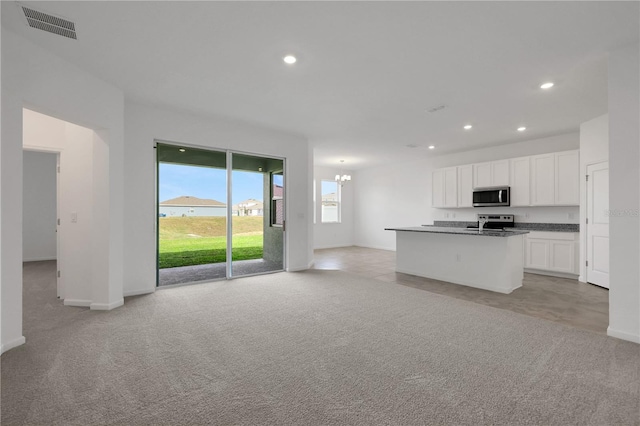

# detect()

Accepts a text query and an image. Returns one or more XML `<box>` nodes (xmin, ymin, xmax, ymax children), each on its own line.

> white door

<box><xmin>586</xmin><ymin>162</ymin><xmax>609</xmax><ymax>288</ymax></box>
<box><xmin>56</xmin><ymin>154</ymin><xmax>63</xmax><ymax>299</ymax></box>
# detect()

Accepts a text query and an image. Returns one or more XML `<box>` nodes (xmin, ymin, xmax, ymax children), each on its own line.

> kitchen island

<box><xmin>385</xmin><ymin>226</ymin><xmax>529</xmax><ymax>294</ymax></box>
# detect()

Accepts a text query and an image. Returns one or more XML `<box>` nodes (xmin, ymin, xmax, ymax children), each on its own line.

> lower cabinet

<box><xmin>524</xmin><ymin>232</ymin><xmax>578</xmax><ymax>276</ymax></box>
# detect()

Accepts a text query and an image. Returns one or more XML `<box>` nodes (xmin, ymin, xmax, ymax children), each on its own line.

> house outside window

<box><xmin>271</xmin><ymin>172</ymin><xmax>284</xmax><ymax>226</ymax></box>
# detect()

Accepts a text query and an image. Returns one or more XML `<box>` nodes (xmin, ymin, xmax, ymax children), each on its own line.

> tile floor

<box><xmin>313</xmin><ymin>246</ymin><xmax>609</xmax><ymax>334</ymax></box>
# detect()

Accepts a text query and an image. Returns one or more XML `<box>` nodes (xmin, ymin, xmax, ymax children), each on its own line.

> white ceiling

<box><xmin>2</xmin><ymin>1</ymin><xmax>638</xmax><ymax>169</ymax></box>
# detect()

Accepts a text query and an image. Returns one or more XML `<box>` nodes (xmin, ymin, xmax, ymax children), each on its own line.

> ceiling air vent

<box><xmin>20</xmin><ymin>5</ymin><xmax>77</xmax><ymax>40</ymax></box>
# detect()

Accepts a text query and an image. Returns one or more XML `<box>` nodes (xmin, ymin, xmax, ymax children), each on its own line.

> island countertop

<box><xmin>385</xmin><ymin>226</ymin><xmax>530</xmax><ymax>237</ymax></box>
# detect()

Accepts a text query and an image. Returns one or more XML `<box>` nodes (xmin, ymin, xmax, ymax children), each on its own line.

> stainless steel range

<box><xmin>467</xmin><ymin>214</ymin><xmax>515</xmax><ymax>230</ymax></box>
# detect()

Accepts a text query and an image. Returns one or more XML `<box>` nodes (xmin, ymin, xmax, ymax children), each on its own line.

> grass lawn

<box><xmin>159</xmin><ymin>217</ymin><xmax>263</xmax><ymax>268</ymax></box>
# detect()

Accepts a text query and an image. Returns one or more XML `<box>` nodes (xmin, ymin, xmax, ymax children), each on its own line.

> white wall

<box><xmin>314</xmin><ymin>166</ymin><xmax>354</xmax><ymax>249</ymax></box>
<box><xmin>122</xmin><ymin>102</ymin><xmax>312</xmax><ymax>296</ymax></box>
<box><xmin>579</xmin><ymin>114</ymin><xmax>609</xmax><ymax>281</ymax></box>
<box><xmin>607</xmin><ymin>43</ymin><xmax>640</xmax><ymax>344</ymax></box>
<box><xmin>22</xmin><ymin>151</ymin><xmax>57</xmax><ymax>262</ymax></box>
<box><xmin>1</xmin><ymin>28</ymin><xmax>125</xmax><ymax>353</ymax></box>
<box><xmin>354</xmin><ymin>133</ymin><xmax>580</xmax><ymax>251</ymax></box>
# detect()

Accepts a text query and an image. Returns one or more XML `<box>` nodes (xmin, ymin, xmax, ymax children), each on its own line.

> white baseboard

<box><xmin>90</xmin><ymin>298</ymin><xmax>124</xmax><ymax>311</ymax></box>
<box><xmin>1</xmin><ymin>336</ymin><xmax>26</xmax><ymax>354</ymax></box>
<box><xmin>396</xmin><ymin>267</ymin><xmax>518</xmax><ymax>294</ymax></box>
<box><xmin>607</xmin><ymin>327</ymin><xmax>640</xmax><ymax>344</ymax></box>
<box><xmin>314</xmin><ymin>244</ymin><xmax>354</xmax><ymax>250</ymax></box>
<box><xmin>524</xmin><ymin>268</ymin><xmax>579</xmax><ymax>280</ymax></box>
<box><xmin>23</xmin><ymin>256</ymin><xmax>57</xmax><ymax>262</ymax></box>
<box><xmin>354</xmin><ymin>244</ymin><xmax>396</xmax><ymax>252</ymax></box>
<box><xmin>124</xmin><ymin>288</ymin><xmax>155</xmax><ymax>297</ymax></box>
<box><xmin>64</xmin><ymin>299</ymin><xmax>91</xmax><ymax>307</ymax></box>
<box><xmin>287</xmin><ymin>264</ymin><xmax>310</xmax><ymax>272</ymax></box>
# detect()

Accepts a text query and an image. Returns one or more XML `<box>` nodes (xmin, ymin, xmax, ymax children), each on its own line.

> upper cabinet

<box><xmin>555</xmin><ymin>150</ymin><xmax>580</xmax><ymax>205</ymax></box>
<box><xmin>432</xmin><ymin>167</ymin><xmax>458</xmax><ymax>208</ymax></box>
<box><xmin>531</xmin><ymin>150</ymin><xmax>579</xmax><ymax>206</ymax></box>
<box><xmin>530</xmin><ymin>153</ymin><xmax>556</xmax><ymax>205</ymax></box>
<box><xmin>432</xmin><ymin>149</ymin><xmax>579</xmax><ymax>209</ymax></box>
<box><xmin>457</xmin><ymin>164</ymin><xmax>473</xmax><ymax>208</ymax></box>
<box><xmin>473</xmin><ymin>160</ymin><xmax>509</xmax><ymax>188</ymax></box>
<box><xmin>510</xmin><ymin>156</ymin><xmax>531</xmax><ymax>206</ymax></box>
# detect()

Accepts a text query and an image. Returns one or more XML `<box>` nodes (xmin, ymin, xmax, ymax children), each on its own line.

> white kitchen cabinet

<box><xmin>525</xmin><ymin>239</ymin><xmax>549</xmax><ymax>270</ymax></box>
<box><xmin>555</xmin><ymin>150</ymin><xmax>580</xmax><ymax>205</ymax></box>
<box><xmin>473</xmin><ymin>160</ymin><xmax>510</xmax><ymax>188</ymax></box>
<box><xmin>443</xmin><ymin>167</ymin><xmax>458</xmax><ymax>207</ymax></box>
<box><xmin>510</xmin><ymin>156</ymin><xmax>530</xmax><ymax>206</ymax></box>
<box><xmin>473</xmin><ymin>162</ymin><xmax>492</xmax><ymax>188</ymax></box>
<box><xmin>524</xmin><ymin>231</ymin><xmax>578</xmax><ymax>276</ymax></box>
<box><xmin>491</xmin><ymin>160</ymin><xmax>510</xmax><ymax>186</ymax></box>
<box><xmin>432</xmin><ymin>167</ymin><xmax>458</xmax><ymax>208</ymax></box>
<box><xmin>530</xmin><ymin>153</ymin><xmax>555</xmax><ymax>205</ymax></box>
<box><xmin>432</xmin><ymin>169</ymin><xmax>444</xmax><ymax>207</ymax></box>
<box><xmin>457</xmin><ymin>164</ymin><xmax>473</xmax><ymax>207</ymax></box>
<box><xmin>530</xmin><ymin>151</ymin><xmax>579</xmax><ymax>206</ymax></box>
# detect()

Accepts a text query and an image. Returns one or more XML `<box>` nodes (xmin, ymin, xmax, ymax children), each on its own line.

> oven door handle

<box><xmin>499</xmin><ymin>190</ymin><xmax>503</xmax><ymax>203</ymax></box>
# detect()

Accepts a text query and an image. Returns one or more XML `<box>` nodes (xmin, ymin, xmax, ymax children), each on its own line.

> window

<box><xmin>321</xmin><ymin>180</ymin><xmax>340</xmax><ymax>223</ymax></box>
<box><xmin>271</xmin><ymin>172</ymin><xmax>284</xmax><ymax>226</ymax></box>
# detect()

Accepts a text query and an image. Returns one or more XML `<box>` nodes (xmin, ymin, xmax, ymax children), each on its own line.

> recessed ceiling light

<box><xmin>283</xmin><ymin>55</ymin><xmax>297</xmax><ymax>64</ymax></box>
<box><xmin>428</xmin><ymin>145</ymin><xmax>435</xmax><ymax>150</ymax></box>
<box><xmin>179</xmin><ymin>148</ymin><xmax>186</xmax><ymax>152</ymax></box>
<box><xmin>464</xmin><ymin>125</ymin><xmax>472</xmax><ymax>130</ymax></box>
<box><xmin>540</xmin><ymin>82</ymin><xmax>554</xmax><ymax>89</ymax></box>
<box><xmin>517</xmin><ymin>127</ymin><xmax>527</xmax><ymax>132</ymax></box>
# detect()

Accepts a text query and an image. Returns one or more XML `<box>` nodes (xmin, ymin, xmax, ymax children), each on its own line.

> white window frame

<box><xmin>320</xmin><ymin>179</ymin><xmax>341</xmax><ymax>223</ymax></box>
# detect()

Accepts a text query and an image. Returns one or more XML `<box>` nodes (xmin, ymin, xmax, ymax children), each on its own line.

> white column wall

<box><xmin>122</xmin><ymin>102</ymin><xmax>312</xmax><ymax>296</ymax></box>
<box><xmin>607</xmin><ymin>43</ymin><xmax>640</xmax><ymax>343</ymax></box>
<box><xmin>1</xmin><ymin>28</ymin><xmax>125</xmax><ymax>353</ymax></box>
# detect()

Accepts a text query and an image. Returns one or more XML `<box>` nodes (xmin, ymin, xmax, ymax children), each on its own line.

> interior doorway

<box><xmin>586</xmin><ymin>161</ymin><xmax>609</xmax><ymax>288</ymax></box>
<box><xmin>22</xmin><ymin>150</ymin><xmax>61</xmax><ymax>297</ymax></box>
<box><xmin>156</xmin><ymin>142</ymin><xmax>285</xmax><ymax>286</ymax></box>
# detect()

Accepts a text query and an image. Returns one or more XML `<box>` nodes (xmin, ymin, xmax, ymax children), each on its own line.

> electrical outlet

<box><xmin>452</xmin><ymin>213</ymin><xmax>456</xmax><ymax>219</ymax></box>
<box><xmin>456</xmin><ymin>254</ymin><xmax>461</xmax><ymax>262</ymax></box>
<box><xmin>71</xmin><ymin>212</ymin><xmax>78</xmax><ymax>223</ymax></box>
<box><xmin>568</xmin><ymin>213</ymin><xmax>575</xmax><ymax>220</ymax></box>
<box><xmin>524</xmin><ymin>212</ymin><xmax>530</xmax><ymax>219</ymax></box>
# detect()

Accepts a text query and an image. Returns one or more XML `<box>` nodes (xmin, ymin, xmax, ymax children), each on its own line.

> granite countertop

<box><xmin>385</xmin><ymin>226</ymin><xmax>530</xmax><ymax>237</ymax></box>
<box><xmin>432</xmin><ymin>221</ymin><xmax>579</xmax><ymax>232</ymax></box>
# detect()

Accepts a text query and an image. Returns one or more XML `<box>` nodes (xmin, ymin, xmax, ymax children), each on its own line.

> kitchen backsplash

<box><xmin>433</xmin><ymin>220</ymin><xmax>580</xmax><ymax>232</ymax></box>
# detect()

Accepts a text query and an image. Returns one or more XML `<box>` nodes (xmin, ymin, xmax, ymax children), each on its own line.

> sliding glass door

<box><xmin>156</xmin><ymin>143</ymin><xmax>285</xmax><ymax>286</ymax></box>
<box><xmin>230</xmin><ymin>153</ymin><xmax>284</xmax><ymax>277</ymax></box>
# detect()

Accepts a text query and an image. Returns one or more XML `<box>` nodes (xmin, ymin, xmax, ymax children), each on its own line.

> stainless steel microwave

<box><xmin>473</xmin><ymin>186</ymin><xmax>510</xmax><ymax>207</ymax></box>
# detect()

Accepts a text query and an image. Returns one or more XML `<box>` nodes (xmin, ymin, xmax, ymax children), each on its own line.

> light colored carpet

<box><xmin>2</xmin><ymin>261</ymin><xmax>639</xmax><ymax>425</ymax></box>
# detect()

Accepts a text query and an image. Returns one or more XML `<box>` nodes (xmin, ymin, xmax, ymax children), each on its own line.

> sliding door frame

<box><xmin>154</xmin><ymin>139</ymin><xmax>287</xmax><ymax>287</ymax></box>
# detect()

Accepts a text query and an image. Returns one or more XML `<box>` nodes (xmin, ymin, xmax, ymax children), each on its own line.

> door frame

<box><xmin>584</xmin><ymin>160</ymin><xmax>609</xmax><ymax>288</ymax></box>
<box><xmin>154</xmin><ymin>139</ymin><xmax>287</xmax><ymax>287</ymax></box>
<box><xmin>22</xmin><ymin>147</ymin><xmax>63</xmax><ymax>298</ymax></box>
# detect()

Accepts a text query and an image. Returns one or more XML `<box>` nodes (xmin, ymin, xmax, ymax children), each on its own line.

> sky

<box><xmin>159</xmin><ymin>163</ymin><xmax>279</xmax><ymax>204</ymax></box>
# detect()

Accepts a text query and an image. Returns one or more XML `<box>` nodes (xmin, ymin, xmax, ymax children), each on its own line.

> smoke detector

<box><xmin>19</xmin><ymin>4</ymin><xmax>77</xmax><ymax>40</ymax></box>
